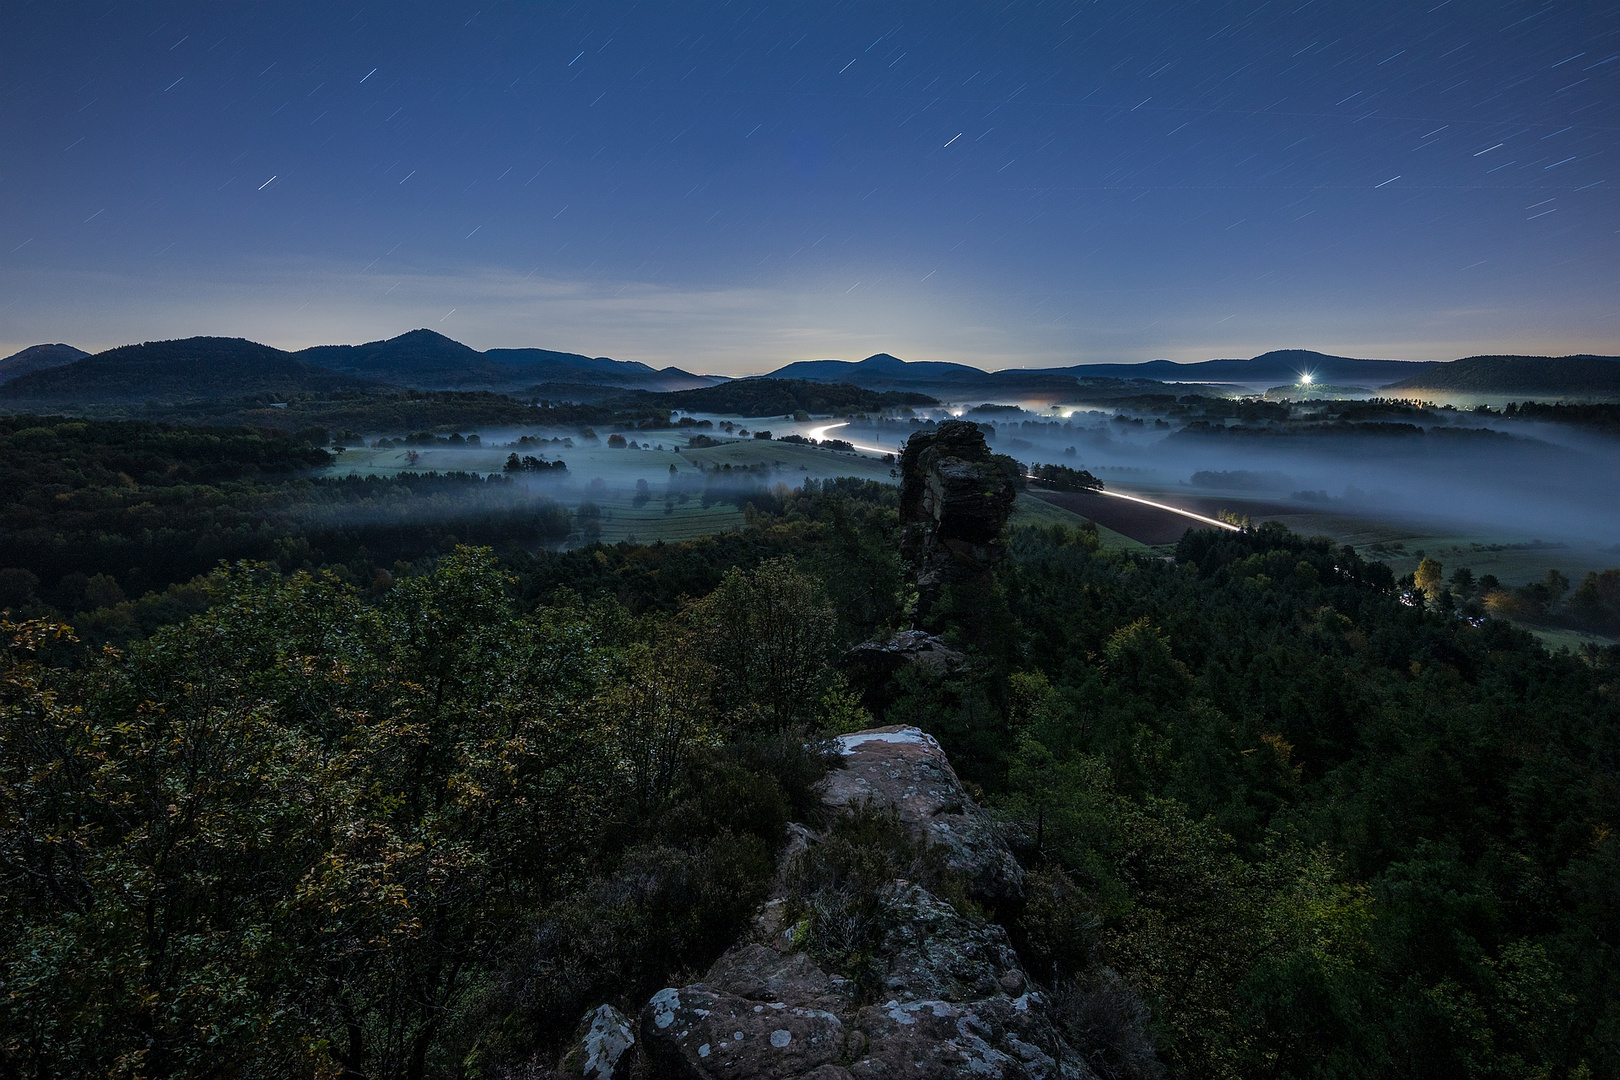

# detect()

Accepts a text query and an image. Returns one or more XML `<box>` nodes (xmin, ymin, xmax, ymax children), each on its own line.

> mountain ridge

<box><xmin>0</xmin><ymin>343</ymin><xmax>89</xmax><ymax>383</ymax></box>
<box><xmin>297</xmin><ymin>329</ymin><xmax>722</xmax><ymax>390</ymax></box>
<box><xmin>763</xmin><ymin>348</ymin><xmax>1436</xmax><ymax>391</ymax></box>
<box><xmin>0</xmin><ymin>337</ymin><xmax>381</xmax><ymax>404</ymax></box>
<box><xmin>9</xmin><ymin>333</ymin><xmax>1616</xmax><ymax>407</ymax></box>
<box><xmin>1379</xmin><ymin>354</ymin><xmax>1620</xmax><ymax>395</ymax></box>
<box><xmin>0</xmin><ymin>329</ymin><xmax>727</xmax><ymax>405</ymax></box>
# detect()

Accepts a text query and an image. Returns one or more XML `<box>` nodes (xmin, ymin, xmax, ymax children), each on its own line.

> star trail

<box><xmin>1</xmin><ymin>1</ymin><xmax>1615</xmax><ymax>369</ymax></box>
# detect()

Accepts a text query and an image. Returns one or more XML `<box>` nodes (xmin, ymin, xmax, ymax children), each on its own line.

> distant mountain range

<box><xmin>1379</xmin><ymin>354</ymin><xmax>1620</xmax><ymax>396</ymax></box>
<box><xmin>3</xmin><ymin>333</ymin><xmax>1617</xmax><ymax>407</ymax></box>
<box><xmin>766</xmin><ymin>353</ymin><xmax>1090</xmax><ymax>395</ymax></box>
<box><xmin>486</xmin><ymin>347</ymin><xmax>719</xmax><ymax>390</ymax></box>
<box><xmin>0</xmin><ymin>338</ymin><xmax>379</xmax><ymax>404</ymax></box>
<box><xmin>1056</xmin><ymin>349</ymin><xmax>1435</xmax><ymax>388</ymax></box>
<box><xmin>764</xmin><ymin>349</ymin><xmax>1434</xmax><ymax>393</ymax></box>
<box><xmin>0</xmin><ymin>330</ymin><xmax>724</xmax><ymax>404</ymax></box>
<box><xmin>294</xmin><ymin>330</ymin><xmax>723</xmax><ymax>391</ymax></box>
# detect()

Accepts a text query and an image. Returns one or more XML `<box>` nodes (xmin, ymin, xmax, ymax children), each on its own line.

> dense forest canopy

<box><xmin>4</xmin><ymin>487</ymin><xmax>1618</xmax><ymax>1077</ymax></box>
<box><xmin>0</xmin><ymin>416</ymin><xmax>573</xmax><ymax>639</ymax></box>
<box><xmin>1</xmin><ymin>416</ymin><xmax>1617</xmax><ymax>1078</ymax></box>
<box><xmin>152</xmin><ymin>390</ymin><xmax>619</xmax><ymax>433</ymax></box>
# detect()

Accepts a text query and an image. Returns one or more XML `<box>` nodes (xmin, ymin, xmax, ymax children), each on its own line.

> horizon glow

<box><xmin>1</xmin><ymin>2</ymin><xmax>1616</xmax><ymax>373</ymax></box>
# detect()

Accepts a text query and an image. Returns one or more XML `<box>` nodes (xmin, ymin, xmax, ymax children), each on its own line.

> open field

<box><xmin>328</xmin><ymin>430</ymin><xmax>897</xmax><ymax>547</ymax></box>
<box><xmin>331</xmin><ymin>429</ymin><xmax>1617</xmax><ymax>583</ymax></box>
<box><xmin>1526</xmin><ymin>625</ymin><xmax>1618</xmax><ymax>653</ymax></box>
<box><xmin>1029</xmin><ymin>489</ymin><xmax>1209</xmax><ymax>546</ymax></box>
<box><xmin>1009</xmin><ymin>492</ymin><xmax>1152</xmax><ymax>552</ymax></box>
<box><xmin>1091</xmin><ymin>485</ymin><xmax>1620</xmax><ymax>588</ymax></box>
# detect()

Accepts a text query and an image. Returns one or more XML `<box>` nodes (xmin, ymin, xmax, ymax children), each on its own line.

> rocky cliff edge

<box><xmin>559</xmin><ymin>725</ymin><xmax>1093</xmax><ymax>1080</ymax></box>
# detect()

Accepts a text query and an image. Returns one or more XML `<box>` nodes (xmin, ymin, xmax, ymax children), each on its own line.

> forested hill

<box><xmin>297</xmin><ymin>328</ymin><xmax>517</xmax><ymax>388</ymax></box>
<box><xmin>0</xmin><ymin>343</ymin><xmax>87</xmax><ymax>382</ymax></box>
<box><xmin>300</xmin><ymin>330</ymin><xmax>724</xmax><ymax>390</ymax></box>
<box><xmin>1381</xmin><ymin>353</ymin><xmax>1620</xmax><ymax>395</ymax></box>
<box><xmin>0</xmin><ymin>337</ymin><xmax>381</xmax><ymax>404</ymax></box>
<box><xmin>0</xmin><ymin>329</ymin><xmax>724</xmax><ymax>401</ymax></box>
<box><xmin>0</xmin><ymin>414</ymin><xmax>573</xmax><ymax>630</ymax></box>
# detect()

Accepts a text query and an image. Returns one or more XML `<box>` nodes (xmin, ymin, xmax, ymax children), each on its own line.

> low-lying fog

<box><xmin>322</xmin><ymin>397</ymin><xmax>1620</xmax><ymax>554</ymax></box>
<box><xmin>961</xmin><ymin>398</ymin><xmax>1620</xmax><ymax>550</ymax></box>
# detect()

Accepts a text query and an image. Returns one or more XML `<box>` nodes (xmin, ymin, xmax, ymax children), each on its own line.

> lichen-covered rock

<box><xmin>704</xmin><ymin>944</ymin><xmax>854</xmax><ymax>1012</ymax></box>
<box><xmin>639</xmin><ymin>984</ymin><xmax>847</xmax><ymax>1080</ymax></box>
<box><xmin>841</xmin><ymin>631</ymin><xmax>966</xmax><ymax>675</ymax></box>
<box><xmin>848</xmin><ymin>990</ymin><xmax>1066</xmax><ymax>1080</ymax></box>
<box><xmin>872</xmin><ymin>881</ymin><xmax>1023</xmax><ymax>1001</ymax></box>
<box><xmin>638</xmin><ymin>725</ymin><xmax>1093</xmax><ymax>1079</ymax></box>
<box><xmin>818</xmin><ymin>726</ymin><xmax>1023</xmax><ymax>902</ymax></box>
<box><xmin>640</xmin><ymin>918</ymin><xmax>1078</xmax><ymax>1080</ymax></box>
<box><xmin>557</xmin><ymin>1003</ymin><xmax>635</xmax><ymax>1080</ymax></box>
<box><xmin>842</xmin><ymin>881</ymin><xmax>1076</xmax><ymax>1079</ymax></box>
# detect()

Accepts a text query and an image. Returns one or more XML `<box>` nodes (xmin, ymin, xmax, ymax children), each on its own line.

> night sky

<box><xmin>2</xmin><ymin>1</ymin><xmax>1617</xmax><ymax>372</ymax></box>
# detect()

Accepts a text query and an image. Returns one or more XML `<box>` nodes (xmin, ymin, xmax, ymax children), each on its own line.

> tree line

<box><xmin>2</xmin><ymin>420</ymin><xmax>1617</xmax><ymax>1078</ymax></box>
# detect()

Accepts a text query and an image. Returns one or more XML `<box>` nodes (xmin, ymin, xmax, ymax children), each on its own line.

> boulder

<box><xmin>818</xmin><ymin>726</ymin><xmax>1023</xmax><ymax>902</ymax></box>
<box><xmin>557</xmin><ymin>1003</ymin><xmax>635</xmax><ymax>1080</ymax></box>
<box><xmin>639</xmin><ymin>882</ymin><xmax>1080</xmax><ymax>1080</ymax></box>
<box><xmin>639</xmin><ymin>984</ymin><xmax>847</xmax><ymax>1080</ymax></box>
<box><xmin>637</xmin><ymin>726</ymin><xmax>1087</xmax><ymax>1079</ymax></box>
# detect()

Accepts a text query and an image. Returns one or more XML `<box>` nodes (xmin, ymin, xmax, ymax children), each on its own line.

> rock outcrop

<box><xmin>897</xmin><ymin>421</ymin><xmax>1021</xmax><ymax>630</ymax></box>
<box><xmin>556</xmin><ymin>1004</ymin><xmax>636</xmax><ymax>1080</ymax></box>
<box><xmin>634</xmin><ymin>726</ymin><xmax>1090</xmax><ymax>1080</ymax></box>
<box><xmin>818</xmin><ymin>726</ymin><xmax>1022</xmax><ymax>903</ymax></box>
<box><xmin>836</xmin><ymin>631</ymin><xmax>966</xmax><ymax>714</ymax></box>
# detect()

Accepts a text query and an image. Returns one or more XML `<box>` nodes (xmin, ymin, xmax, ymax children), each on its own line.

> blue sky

<box><xmin>2</xmin><ymin>1</ymin><xmax>1616</xmax><ymax>371</ymax></box>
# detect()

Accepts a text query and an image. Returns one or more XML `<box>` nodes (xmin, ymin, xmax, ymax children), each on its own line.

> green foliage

<box><xmin>1483</xmin><ymin>568</ymin><xmax>1580</xmax><ymax>627</ymax></box>
<box><xmin>4</xmin><ymin>411</ymin><xmax>1615</xmax><ymax>1080</ymax></box>
<box><xmin>0</xmin><ymin>548</ymin><xmax>805</xmax><ymax>1079</ymax></box>
<box><xmin>1414</xmin><ymin>556</ymin><xmax>1444</xmax><ymax>595</ymax></box>
<box><xmin>1567</xmin><ymin>568</ymin><xmax>1620</xmax><ymax>635</ymax></box>
<box><xmin>1503</xmin><ymin>399</ymin><xmax>1620</xmax><ymax>434</ymax></box>
<box><xmin>1029</xmin><ymin>462</ymin><xmax>1105</xmax><ymax>491</ymax></box>
<box><xmin>694</xmin><ymin>556</ymin><xmax>839</xmax><ymax>729</ymax></box>
<box><xmin>0</xmin><ymin>415</ymin><xmax>570</xmax><ymax>639</ymax></box>
<box><xmin>886</xmin><ymin>521</ymin><xmax>1618</xmax><ymax>1079</ymax></box>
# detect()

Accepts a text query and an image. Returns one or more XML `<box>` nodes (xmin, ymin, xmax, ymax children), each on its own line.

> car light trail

<box><xmin>1025</xmin><ymin>475</ymin><xmax>1242</xmax><ymax>532</ymax></box>
<box><xmin>807</xmin><ymin>421</ymin><xmax>891</xmax><ymax>455</ymax></box>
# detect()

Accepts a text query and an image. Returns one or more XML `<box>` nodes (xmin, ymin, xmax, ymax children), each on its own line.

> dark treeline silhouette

<box><xmin>1503</xmin><ymin>399</ymin><xmax>1620</xmax><ymax>433</ymax></box>
<box><xmin>0</xmin><ymin>416</ymin><xmax>570</xmax><ymax>642</ymax></box>
<box><xmin>1028</xmin><ymin>462</ymin><xmax>1104</xmax><ymax>491</ymax></box>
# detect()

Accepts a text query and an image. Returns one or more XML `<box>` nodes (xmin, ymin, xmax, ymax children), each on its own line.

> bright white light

<box><xmin>1299</xmin><ymin>373</ymin><xmax>1314</xmax><ymax>386</ymax></box>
